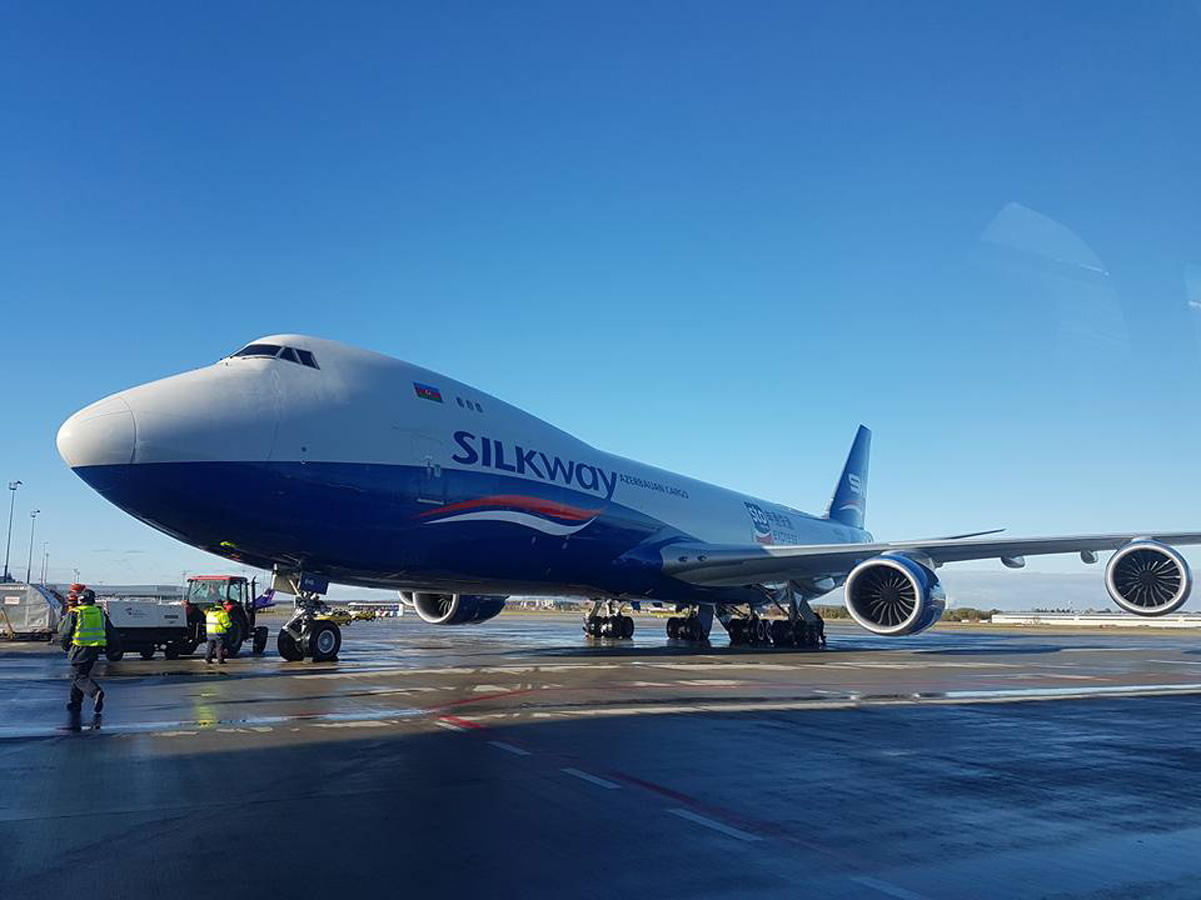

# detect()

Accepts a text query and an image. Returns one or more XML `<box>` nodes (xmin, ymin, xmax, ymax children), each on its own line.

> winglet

<box><xmin>824</xmin><ymin>425</ymin><xmax>871</xmax><ymax>530</ymax></box>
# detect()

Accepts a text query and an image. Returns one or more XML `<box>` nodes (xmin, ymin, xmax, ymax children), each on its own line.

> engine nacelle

<box><xmin>1105</xmin><ymin>540</ymin><xmax>1192</xmax><ymax>616</ymax></box>
<box><xmin>845</xmin><ymin>553</ymin><xmax>946</xmax><ymax>636</ymax></box>
<box><xmin>409</xmin><ymin>592</ymin><xmax>508</xmax><ymax>625</ymax></box>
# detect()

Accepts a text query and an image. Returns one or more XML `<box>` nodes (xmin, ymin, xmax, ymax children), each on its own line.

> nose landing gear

<box><xmin>274</xmin><ymin>571</ymin><xmax>343</xmax><ymax>662</ymax></box>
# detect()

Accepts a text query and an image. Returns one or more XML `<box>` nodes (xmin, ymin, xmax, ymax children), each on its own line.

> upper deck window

<box><xmin>232</xmin><ymin>343</ymin><xmax>281</xmax><ymax>359</ymax></box>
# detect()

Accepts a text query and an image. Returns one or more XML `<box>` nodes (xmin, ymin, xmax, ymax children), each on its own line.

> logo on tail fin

<box><xmin>826</xmin><ymin>426</ymin><xmax>871</xmax><ymax>530</ymax></box>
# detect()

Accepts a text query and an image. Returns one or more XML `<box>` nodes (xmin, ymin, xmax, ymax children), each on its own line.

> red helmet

<box><xmin>69</xmin><ymin>582</ymin><xmax>86</xmax><ymax>593</ymax></box>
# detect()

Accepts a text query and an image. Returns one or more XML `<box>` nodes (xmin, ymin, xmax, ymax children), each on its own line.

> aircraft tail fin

<box><xmin>824</xmin><ymin>425</ymin><xmax>871</xmax><ymax>530</ymax></box>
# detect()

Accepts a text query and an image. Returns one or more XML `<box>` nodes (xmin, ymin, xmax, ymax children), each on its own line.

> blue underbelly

<box><xmin>73</xmin><ymin>461</ymin><xmax>682</xmax><ymax>595</ymax></box>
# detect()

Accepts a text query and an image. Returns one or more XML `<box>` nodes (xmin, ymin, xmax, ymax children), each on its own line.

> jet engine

<box><xmin>1105</xmin><ymin>540</ymin><xmax>1192</xmax><ymax>616</ymax></box>
<box><xmin>844</xmin><ymin>553</ymin><xmax>946</xmax><ymax>636</ymax></box>
<box><xmin>407</xmin><ymin>592</ymin><xmax>508</xmax><ymax>625</ymax></box>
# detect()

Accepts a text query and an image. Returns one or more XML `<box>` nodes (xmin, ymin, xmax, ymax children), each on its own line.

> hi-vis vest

<box><xmin>206</xmin><ymin>607</ymin><xmax>232</xmax><ymax>638</ymax></box>
<box><xmin>73</xmin><ymin>605</ymin><xmax>107</xmax><ymax>647</ymax></box>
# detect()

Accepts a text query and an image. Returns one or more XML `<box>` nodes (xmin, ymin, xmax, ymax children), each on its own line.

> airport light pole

<box><xmin>25</xmin><ymin>509</ymin><xmax>40</xmax><ymax>584</ymax></box>
<box><xmin>3</xmin><ymin>481</ymin><xmax>21</xmax><ymax>583</ymax></box>
<box><xmin>41</xmin><ymin>542</ymin><xmax>49</xmax><ymax>583</ymax></box>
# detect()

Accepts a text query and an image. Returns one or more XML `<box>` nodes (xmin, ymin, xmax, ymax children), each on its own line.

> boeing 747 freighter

<box><xmin>56</xmin><ymin>335</ymin><xmax>1201</xmax><ymax>660</ymax></box>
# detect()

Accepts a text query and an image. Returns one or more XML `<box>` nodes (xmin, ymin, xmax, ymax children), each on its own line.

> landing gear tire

<box><xmin>139</xmin><ymin>648</ymin><xmax>156</xmax><ymax>660</ymax></box>
<box><xmin>584</xmin><ymin>603</ymin><xmax>634</xmax><ymax>640</ymax></box>
<box><xmin>667</xmin><ymin>615</ymin><xmax>706</xmax><ymax>642</ymax></box>
<box><xmin>727</xmin><ymin>617</ymin><xmax>771</xmax><ymax>647</ymax></box>
<box><xmin>277</xmin><ymin>628</ymin><xmax>305</xmax><ymax>662</ymax></box>
<box><xmin>252</xmin><ymin>626</ymin><xmax>268</xmax><ymax>655</ymax></box>
<box><xmin>620</xmin><ymin>615</ymin><xmax>634</xmax><ymax>639</ymax></box>
<box><xmin>309</xmin><ymin>620</ymin><xmax>342</xmax><ymax>662</ymax></box>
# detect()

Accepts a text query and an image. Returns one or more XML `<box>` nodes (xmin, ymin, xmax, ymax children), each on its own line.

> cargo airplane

<box><xmin>56</xmin><ymin>335</ymin><xmax>1201</xmax><ymax>660</ymax></box>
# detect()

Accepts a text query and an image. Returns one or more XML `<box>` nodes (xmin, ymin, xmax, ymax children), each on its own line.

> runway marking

<box><xmin>427</xmin><ymin>687</ymin><xmax>539</xmax><ymax>711</ymax></box>
<box><xmin>667</xmin><ymin>808</ymin><xmax>760</xmax><ymax>842</ymax></box>
<box><xmin>488</xmin><ymin>740</ymin><xmax>530</xmax><ymax>756</ymax></box>
<box><xmin>850</xmin><ymin>875</ymin><xmax>931</xmax><ymax>900</ymax></box>
<box><xmin>438</xmin><ymin>714</ymin><xmax>484</xmax><ymax>730</ymax></box>
<box><xmin>1060</xmin><ymin>647</ymin><xmax>1147</xmax><ymax>652</ymax></box>
<box><xmin>943</xmin><ymin>682</ymin><xmax>1201</xmax><ymax>700</ymax></box>
<box><xmin>561</xmin><ymin>767</ymin><xmax>620</xmax><ymax>789</ymax></box>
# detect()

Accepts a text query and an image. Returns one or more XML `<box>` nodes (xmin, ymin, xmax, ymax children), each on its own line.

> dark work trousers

<box><xmin>69</xmin><ymin>656</ymin><xmax>102</xmax><ymax>708</ymax></box>
<box><xmin>205</xmin><ymin>636</ymin><xmax>227</xmax><ymax>663</ymax></box>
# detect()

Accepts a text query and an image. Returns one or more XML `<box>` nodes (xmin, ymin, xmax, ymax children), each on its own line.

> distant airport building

<box><xmin>992</xmin><ymin>612</ymin><xmax>1201</xmax><ymax>629</ymax></box>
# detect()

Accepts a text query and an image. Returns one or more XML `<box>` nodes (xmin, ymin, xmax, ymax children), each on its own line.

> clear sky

<box><xmin>2</xmin><ymin>2</ymin><xmax>1199</xmax><ymax>587</ymax></box>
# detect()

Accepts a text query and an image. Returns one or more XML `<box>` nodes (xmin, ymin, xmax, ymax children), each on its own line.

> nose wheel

<box><xmin>278</xmin><ymin>589</ymin><xmax>342</xmax><ymax>662</ymax></box>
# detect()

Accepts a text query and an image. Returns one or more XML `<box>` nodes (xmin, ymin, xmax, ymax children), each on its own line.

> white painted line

<box><xmin>487</xmin><ymin>740</ymin><xmax>531</xmax><ymax>756</ymax></box>
<box><xmin>561</xmin><ymin>767</ymin><xmax>620</xmax><ymax>789</ymax></box>
<box><xmin>1061</xmin><ymin>647</ymin><xmax>1145</xmax><ymax>652</ymax></box>
<box><xmin>435</xmin><ymin>719</ymin><xmax>464</xmax><ymax>732</ymax></box>
<box><xmin>667</xmin><ymin>808</ymin><xmax>760</xmax><ymax>842</ymax></box>
<box><xmin>850</xmin><ymin>875</ymin><xmax>931</xmax><ymax>899</ymax></box>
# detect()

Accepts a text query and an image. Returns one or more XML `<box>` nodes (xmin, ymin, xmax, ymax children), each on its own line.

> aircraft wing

<box><xmin>661</xmin><ymin>531</ymin><xmax>1201</xmax><ymax>588</ymax></box>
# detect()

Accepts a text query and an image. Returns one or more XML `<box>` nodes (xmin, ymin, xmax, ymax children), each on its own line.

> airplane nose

<box><xmin>56</xmin><ymin>396</ymin><xmax>136</xmax><ymax>468</ymax></box>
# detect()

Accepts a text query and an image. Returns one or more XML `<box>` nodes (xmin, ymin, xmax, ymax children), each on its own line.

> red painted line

<box><xmin>606</xmin><ymin>770</ymin><xmax>853</xmax><ymax>858</ymax></box>
<box><xmin>437</xmin><ymin>715</ymin><xmax>485</xmax><ymax>730</ymax></box>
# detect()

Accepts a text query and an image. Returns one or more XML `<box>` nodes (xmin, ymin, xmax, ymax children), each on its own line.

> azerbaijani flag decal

<box><xmin>414</xmin><ymin>382</ymin><xmax>443</xmax><ymax>403</ymax></box>
<box><xmin>416</xmin><ymin>495</ymin><xmax>602</xmax><ymax>536</ymax></box>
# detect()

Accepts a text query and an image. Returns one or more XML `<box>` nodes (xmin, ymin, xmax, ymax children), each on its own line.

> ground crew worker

<box><xmin>205</xmin><ymin>602</ymin><xmax>233</xmax><ymax>664</ymax></box>
<box><xmin>64</xmin><ymin>581</ymin><xmax>86</xmax><ymax>612</ymax></box>
<box><xmin>59</xmin><ymin>588</ymin><xmax>113</xmax><ymax>716</ymax></box>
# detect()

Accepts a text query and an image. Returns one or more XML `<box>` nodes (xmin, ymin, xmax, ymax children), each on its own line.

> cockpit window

<box><xmin>230</xmin><ymin>343</ymin><xmax>319</xmax><ymax>369</ymax></box>
<box><xmin>232</xmin><ymin>343</ymin><xmax>281</xmax><ymax>358</ymax></box>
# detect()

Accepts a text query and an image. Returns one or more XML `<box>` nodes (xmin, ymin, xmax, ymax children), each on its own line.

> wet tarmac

<box><xmin>3</xmin><ymin>613</ymin><xmax>1201</xmax><ymax>898</ymax></box>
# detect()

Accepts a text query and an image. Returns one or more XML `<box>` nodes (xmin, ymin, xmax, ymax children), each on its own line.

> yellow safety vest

<box><xmin>73</xmin><ymin>605</ymin><xmax>107</xmax><ymax>647</ymax></box>
<box><xmin>206</xmin><ymin>607</ymin><xmax>232</xmax><ymax>637</ymax></box>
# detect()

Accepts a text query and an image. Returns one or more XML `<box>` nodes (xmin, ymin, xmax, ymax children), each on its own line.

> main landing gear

<box><xmin>277</xmin><ymin>586</ymin><xmax>342</xmax><ymax>663</ymax></box>
<box><xmin>666</xmin><ymin>604</ymin><xmax>712</xmax><ymax>643</ymax></box>
<box><xmin>722</xmin><ymin>583</ymin><xmax>826</xmax><ymax>649</ymax></box>
<box><xmin>583</xmin><ymin>599</ymin><xmax>635</xmax><ymax>639</ymax></box>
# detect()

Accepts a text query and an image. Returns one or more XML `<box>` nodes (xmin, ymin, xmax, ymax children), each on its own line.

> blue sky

<box><xmin>2</xmin><ymin>2</ymin><xmax>1199</xmax><ymax>587</ymax></box>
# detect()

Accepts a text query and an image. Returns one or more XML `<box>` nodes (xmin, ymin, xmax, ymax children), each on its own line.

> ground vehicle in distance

<box><xmin>184</xmin><ymin>575</ymin><xmax>271</xmax><ymax>657</ymax></box>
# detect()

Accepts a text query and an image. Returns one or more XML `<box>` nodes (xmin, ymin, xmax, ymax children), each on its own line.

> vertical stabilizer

<box><xmin>824</xmin><ymin>425</ymin><xmax>871</xmax><ymax>530</ymax></box>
